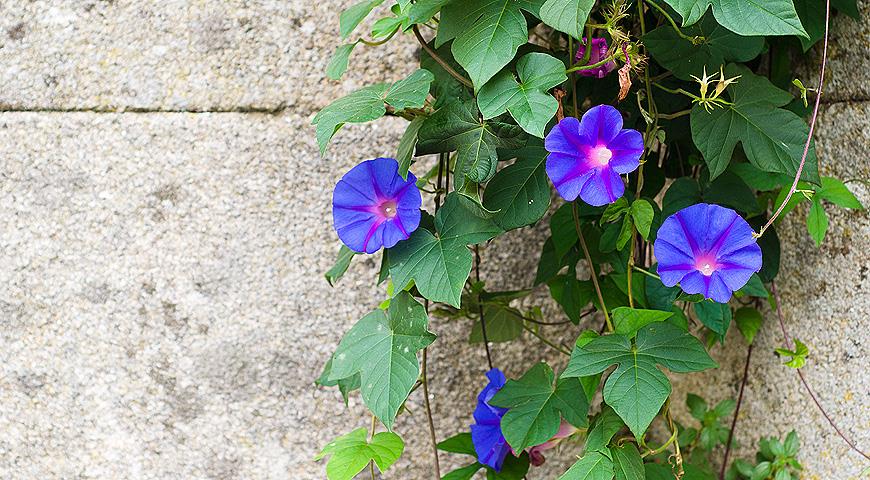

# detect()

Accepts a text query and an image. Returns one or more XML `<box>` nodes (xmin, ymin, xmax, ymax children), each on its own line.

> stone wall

<box><xmin>0</xmin><ymin>1</ymin><xmax>867</xmax><ymax>479</ymax></box>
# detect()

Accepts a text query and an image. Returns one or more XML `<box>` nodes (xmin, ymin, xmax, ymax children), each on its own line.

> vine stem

<box><xmin>421</xmin><ymin>347</ymin><xmax>441</xmax><ymax>479</ymax></box>
<box><xmin>572</xmin><ymin>203</ymin><xmax>612</xmax><ymax>331</ymax></box>
<box><xmin>412</xmin><ymin>25</ymin><xmax>474</xmax><ymax>89</ymax></box>
<box><xmin>755</xmin><ymin>0</ymin><xmax>830</xmax><ymax>238</ymax></box>
<box><xmin>643</xmin><ymin>0</ymin><xmax>700</xmax><ymax>43</ymax></box>
<box><xmin>522</xmin><ymin>324</ymin><xmax>571</xmax><ymax>356</ymax></box>
<box><xmin>719</xmin><ymin>343</ymin><xmax>753</xmax><ymax>479</ymax></box>
<box><xmin>369</xmin><ymin>414</ymin><xmax>377</xmax><ymax>480</ymax></box>
<box><xmin>770</xmin><ymin>281</ymin><xmax>870</xmax><ymax>462</ymax></box>
<box><xmin>474</xmin><ymin>245</ymin><xmax>494</xmax><ymax>369</ymax></box>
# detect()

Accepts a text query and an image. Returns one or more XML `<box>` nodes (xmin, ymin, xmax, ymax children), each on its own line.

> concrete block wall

<box><xmin>0</xmin><ymin>1</ymin><xmax>867</xmax><ymax>478</ymax></box>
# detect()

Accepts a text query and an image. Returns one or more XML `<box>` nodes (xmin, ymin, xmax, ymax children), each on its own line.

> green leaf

<box><xmin>630</xmin><ymin>199</ymin><xmax>655</xmax><ymax>240</ymax></box>
<box><xmin>807</xmin><ymin>198</ymin><xmax>828</xmax><ymax>246</ymax></box>
<box><xmin>443</xmin><ymin>464</ymin><xmax>484</xmax><ymax>480</ymax></box>
<box><xmin>340</xmin><ymin>0</ymin><xmax>386</xmax><ymax>39</ymax></box>
<box><xmin>417</xmin><ymin>100</ymin><xmax>526</xmax><ymax>189</ymax></box>
<box><xmin>562</xmin><ymin>323</ymin><xmax>717</xmax><ymax>437</ymax></box>
<box><xmin>488</xmin><ymin>453</ymin><xmax>531</xmax><ymax>480</ymax></box>
<box><xmin>389</xmin><ymin>229</ymin><xmax>472</xmax><ymax>307</ymax></box>
<box><xmin>437</xmin><ymin>432</ymin><xmax>476</xmax><ymax>455</ymax></box>
<box><xmin>491</xmin><ymin>363</ymin><xmax>589</xmax><ymax>452</ymax></box>
<box><xmin>730</xmin><ymin>163</ymin><xmax>790</xmax><ymax>191</ymax></box>
<box><xmin>436</xmin><ymin>193</ymin><xmax>503</xmax><ymax>245</ymax></box>
<box><xmin>325</xmin><ymin>245</ymin><xmax>357</xmax><ymax>286</ymax></box>
<box><xmin>736</xmin><ymin>274</ymin><xmax>768</xmax><ymax>298</ymax></box>
<box><xmin>735</xmin><ymin>307</ymin><xmax>763</xmax><ymax>344</ymax></box>
<box><xmin>442</xmin><ymin>0</ymin><xmax>530</xmax><ymax>90</ymax></box>
<box><xmin>612</xmin><ymin>307</ymin><xmax>674</xmax><ymax>338</ymax></box>
<box><xmin>816</xmin><ymin>177</ymin><xmax>863</xmax><ymax>210</ymax></box>
<box><xmin>470</xmin><ymin>304</ymin><xmax>524</xmax><ymax>343</ymax></box>
<box><xmin>662</xmin><ymin>178</ymin><xmax>703</xmax><ymax>219</ymax></box>
<box><xmin>328</xmin><ymin>292</ymin><xmax>436</xmax><ymax>427</ymax></box>
<box><xmin>478</xmin><ymin>53</ymin><xmax>567</xmax><ymax>137</ymax></box>
<box><xmin>558</xmin><ymin>450</ymin><xmax>614</xmax><ymax>480</ymax></box>
<box><xmin>645</xmin><ymin>12</ymin><xmax>764</xmax><ymax>81</ymax></box>
<box><xmin>686</xmin><ymin>393</ymin><xmax>709</xmax><ymax>420</ymax></box>
<box><xmin>645</xmin><ymin>271</ymin><xmax>682</xmax><ymax>312</ymax></box>
<box><xmin>313</xmin><ymin>69</ymin><xmax>434</xmax><ymax>154</ymax></box>
<box><xmin>691</xmin><ymin>64</ymin><xmax>820</xmax><ymax>183</ymax></box>
<box><xmin>584</xmin><ymin>405</ymin><xmax>624</xmax><ymax>452</ymax></box>
<box><xmin>539</xmin><ymin>0</ymin><xmax>596</xmax><ymax>39</ymax></box>
<box><xmin>662</xmin><ymin>0</ymin><xmax>808</xmax><ymax>38</ymax></box>
<box><xmin>315</xmin><ymin>428</ymin><xmax>404</xmax><ymax>480</ymax></box>
<box><xmin>326</xmin><ymin>43</ymin><xmax>358</xmax><ymax>80</ymax></box>
<box><xmin>548</xmin><ymin>271</ymin><xmax>594</xmax><ymax>324</ymax></box>
<box><xmin>694</xmin><ymin>301</ymin><xmax>732</xmax><ymax>337</ymax></box>
<box><xmin>611</xmin><ymin>443</ymin><xmax>644</xmax><ymax>480</ymax></box>
<box><xmin>397</xmin><ymin>117</ymin><xmax>425</xmax><ymax>179</ymax></box>
<box><xmin>316</xmin><ymin>356</ymin><xmax>360</xmax><ymax>404</ymax></box>
<box><xmin>775</xmin><ymin>338</ymin><xmax>808</xmax><ymax>368</ymax></box>
<box><xmin>483</xmin><ymin>143</ymin><xmax>551</xmax><ymax>230</ymax></box>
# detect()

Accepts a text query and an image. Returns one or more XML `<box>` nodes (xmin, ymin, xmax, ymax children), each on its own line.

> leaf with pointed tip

<box><xmin>558</xmin><ymin>450</ymin><xmax>614</xmax><ymax>480</ymax></box>
<box><xmin>340</xmin><ymin>0</ymin><xmax>386</xmax><ymax>39</ymax></box>
<box><xmin>325</xmin><ymin>245</ymin><xmax>357</xmax><ymax>286</ymax></box>
<box><xmin>436</xmin><ymin>193</ymin><xmax>503</xmax><ymax>245</ymax></box>
<box><xmin>442</xmin><ymin>0</ymin><xmax>529</xmax><ymax>90</ymax></box>
<box><xmin>562</xmin><ymin>323</ymin><xmax>717</xmax><ymax>437</ymax></box>
<box><xmin>326</xmin><ymin>43</ymin><xmax>359</xmax><ymax>80</ymax></box>
<box><xmin>694</xmin><ymin>301</ymin><xmax>732</xmax><ymax>337</ymax></box>
<box><xmin>388</xmin><ymin>229</ymin><xmax>472</xmax><ymax>307</ymax></box>
<box><xmin>611</xmin><ymin>443</ymin><xmax>644</xmax><ymax>480</ymax></box>
<box><xmin>417</xmin><ymin>100</ymin><xmax>526</xmax><ymax>188</ymax></box>
<box><xmin>491</xmin><ymin>363</ymin><xmax>590</xmax><ymax>452</ymax></box>
<box><xmin>662</xmin><ymin>0</ymin><xmax>808</xmax><ymax>38</ymax></box>
<box><xmin>690</xmin><ymin>64</ymin><xmax>820</xmax><ymax>183</ymax></box>
<box><xmin>483</xmin><ymin>143</ymin><xmax>551</xmax><ymax>230</ymax></box>
<box><xmin>328</xmin><ymin>292</ymin><xmax>436</xmax><ymax>428</ymax></box>
<box><xmin>612</xmin><ymin>307</ymin><xmax>674</xmax><ymax>339</ymax></box>
<box><xmin>539</xmin><ymin>0</ymin><xmax>596</xmax><ymax>39</ymax></box>
<box><xmin>315</xmin><ymin>428</ymin><xmax>404</xmax><ymax>480</ymax></box>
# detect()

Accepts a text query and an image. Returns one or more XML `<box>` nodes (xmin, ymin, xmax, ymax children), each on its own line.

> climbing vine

<box><xmin>314</xmin><ymin>0</ymin><xmax>867</xmax><ymax>479</ymax></box>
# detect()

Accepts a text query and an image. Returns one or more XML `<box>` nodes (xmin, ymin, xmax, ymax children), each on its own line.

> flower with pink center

<box><xmin>527</xmin><ymin>420</ymin><xmax>579</xmax><ymax>466</ymax></box>
<box><xmin>544</xmin><ymin>105</ymin><xmax>643</xmax><ymax>206</ymax></box>
<box><xmin>332</xmin><ymin>157</ymin><xmax>422</xmax><ymax>253</ymax></box>
<box><xmin>654</xmin><ymin>203</ymin><xmax>763</xmax><ymax>303</ymax></box>
<box><xmin>574</xmin><ymin>37</ymin><xmax>617</xmax><ymax>78</ymax></box>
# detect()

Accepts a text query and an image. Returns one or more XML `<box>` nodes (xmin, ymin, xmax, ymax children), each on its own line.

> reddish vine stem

<box><xmin>411</xmin><ymin>25</ymin><xmax>473</xmax><ymax>89</ymax></box>
<box><xmin>770</xmin><ymin>281</ymin><xmax>870</xmax><ymax>462</ymax></box>
<box><xmin>756</xmin><ymin>0</ymin><xmax>830</xmax><ymax>238</ymax></box>
<box><xmin>719</xmin><ymin>342</ymin><xmax>753</xmax><ymax>479</ymax></box>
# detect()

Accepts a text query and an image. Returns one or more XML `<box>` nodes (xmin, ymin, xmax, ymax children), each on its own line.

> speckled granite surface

<box><xmin>0</xmin><ymin>1</ymin><xmax>867</xmax><ymax>479</ymax></box>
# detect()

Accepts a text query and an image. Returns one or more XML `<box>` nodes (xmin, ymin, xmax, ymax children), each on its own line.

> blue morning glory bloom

<box><xmin>471</xmin><ymin>368</ymin><xmax>511</xmax><ymax>472</ymax></box>
<box><xmin>332</xmin><ymin>158</ymin><xmax>422</xmax><ymax>253</ymax></box>
<box><xmin>654</xmin><ymin>203</ymin><xmax>763</xmax><ymax>303</ymax></box>
<box><xmin>544</xmin><ymin>105</ymin><xmax>644</xmax><ymax>206</ymax></box>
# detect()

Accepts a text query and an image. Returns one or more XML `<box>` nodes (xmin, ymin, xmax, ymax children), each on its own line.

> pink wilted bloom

<box><xmin>332</xmin><ymin>157</ymin><xmax>422</xmax><ymax>253</ymax></box>
<box><xmin>654</xmin><ymin>203</ymin><xmax>763</xmax><ymax>303</ymax></box>
<box><xmin>544</xmin><ymin>105</ymin><xmax>643</xmax><ymax>206</ymax></box>
<box><xmin>528</xmin><ymin>420</ymin><xmax>579</xmax><ymax>466</ymax></box>
<box><xmin>574</xmin><ymin>37</ymin><xmax>617</xmax><ymax>78</ymax></box>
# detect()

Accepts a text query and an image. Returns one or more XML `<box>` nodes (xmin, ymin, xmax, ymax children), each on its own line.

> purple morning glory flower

<box><xmin>574</xmin><ymin>37</ymin><xmax>617</xmax><ymax>78</ymax></box>
<box><xmin>471</xmin><ymin>368</ymin><xmax>511</xmax><ymax>472</ymax></box>
<box><xmin>332</xmin><ymin>157</ymin><xmax>422</xmax><ymax>253</ymax></box>
<box><xmin>544</xmin><ymin>105</ymin><xmax>644</xmax><ymax>206</ymax></box>
<box><xmin>654</xmin><ymin>203</ymin><xmax>763</xmax><ymax>303</ymax></box>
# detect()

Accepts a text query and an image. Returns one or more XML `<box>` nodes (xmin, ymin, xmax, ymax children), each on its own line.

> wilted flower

<box><xmin>654</xmin><ymin>203</ymin><xmax>763</xmax><ymax>303</ymax></box>
<box><xmin>528</xmin><ymin>420</ymin><xmax>579</xmax><ymax>466</ymax></box>
<box><xmin>471</xmin><ymin>368</ymin><xmax>512</xmax><ymax>472</ymax></box>
<box><xmin>332</xmin><ymin>157</ymin><xmax>422</xmax><ymax>253</ymax></box>
<box><xmin>574</xmin><ymin>38</ymin><xmax>617</xmax><ymax>78</ymax></box>
<box><xmin>544</xmin><ymin>105</ymin><xmax>644</xmax><ymax>206</ymax></box>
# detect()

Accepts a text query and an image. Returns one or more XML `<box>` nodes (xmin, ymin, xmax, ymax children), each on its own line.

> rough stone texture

<box><xmin>0</xmin><ymin>1</ymin><xmax>868</xmax><ymax>480</ymax></box>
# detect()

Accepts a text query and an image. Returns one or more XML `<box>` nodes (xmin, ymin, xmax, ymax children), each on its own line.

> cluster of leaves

<box><xmin>314</xmin><ymin>0</ymin><xmax>862</xmax><ymax>479</ymax></box>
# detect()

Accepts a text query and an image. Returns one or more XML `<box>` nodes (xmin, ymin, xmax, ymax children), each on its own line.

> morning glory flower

<box><xmin>471</xmin><ymin>368</ymin><xmax>511</xmax><ymax>472</ymax></box>
<box><xmin>574</xmin><ymin>37</ymin><xmax>617</xmax><ymax>78</ymax></box>
<box><xmin>528</xmin><ymin>420</ymin><xmax>579</xmax><ymax>466</ymax></box>
<box><xmin>654</xmin><ymin>203</ymin><xmax>763</xmax><ymax>303</ymax></box>
<box><xmin>544</xmin><ymin>105</ymin><xmax>644</xmax><ymax>206</ymax></box>
<box><xmin>332</xmin><ymin>157</ymin><xmax>422</xmax><ymax>253</ymax></box>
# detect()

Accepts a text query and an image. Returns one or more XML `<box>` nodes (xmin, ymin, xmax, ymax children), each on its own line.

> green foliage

<box><xmin>562</xmin><ymin>323</ymin><xmax>717</xmax><ymax>437</ymax></box>
<box><xmin>325</xmin><ymin>245</ymin><xmax>357</xmax><ymax>286</ymax></box>
<box><xmin>775</xmin><ymin>339</ymin><xmax>809</xmax><ymax>368</ymax></box>
<box><xmin>734</xmin><ymin>307</ymin><xmax>763</xmax><ymax>344</ymax></box>
<box><xmin>611</xmin><ymin>443</ymin><xmax>644</xmax><ymax>480</ymax></box>
<box><xmin>482</xmin><ymin>142</ymin><xmax>551</xmax><ymax>230</ymax></box>
<box><xmin>478</xmin><ymin>52</ymin><xmax>568</xmax><ymax>137</ymax></box>
<box><xmin>539</xmin><ymin>0</ymin><xmax>596</xmax><ymax>40</ymax></box>
<box><xmin>691</xmin><ymin>64</ymin><xmax>820</xmax><ymax>183</ymax></box>
<box><xmin>694</xmin><ymin>300</ymin><xmax>732</xmax><ymax>338</ymax></box>
<box><xmin>314</xmin><ymin>427</ymin><xmax>403</xmax><ymax>480</ymax></box>
<box><xmin>729</xmin><ymin>431</ymin><xmax>803</xmax><ymax>480</ymax></box>
<box><xmin>685</xmin><ymin>393</ymin><xmax>735</xmax><ymax>451</ymax></box>
<box><xmin>328</xmin><ymin>292</ymin><xmax>436</xmax><ymax>428</ymax></box>
<box><xmin>559</xmin><ymin>450</ymin><xmax>614</xmax><ymax>480</ymax></box>
<box><xmin>491</xmin><ymin>362</ymin><xmax>589</xmax><ymax>452</ymax></box>
<box><xmin>437</xmin><ymin>433</ymin><xmax>532</xmax><ymax>480</ymax></box>
<box><xmin>417</xmin><ymin>100</ymin><xmax>526</xmax><ymax>189</ymax></box>
<box><xmin>313</xmin><ymin>69</ymin><xmax>434</xmax><ymax>154</ymax></box>
<box><xmin>662</xmin><ymin>0</ymin><xmax>808</xmax><ymax>38</ymax></box>
<box><xmin>326</xmin><ymin>43</ymin><xmax>358</xmax><ymax>80</ymax></box>
<box><xmin>340</xmin><ymin>0</ymin><xmax>386</xmax><ymax>39</ymax></box>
